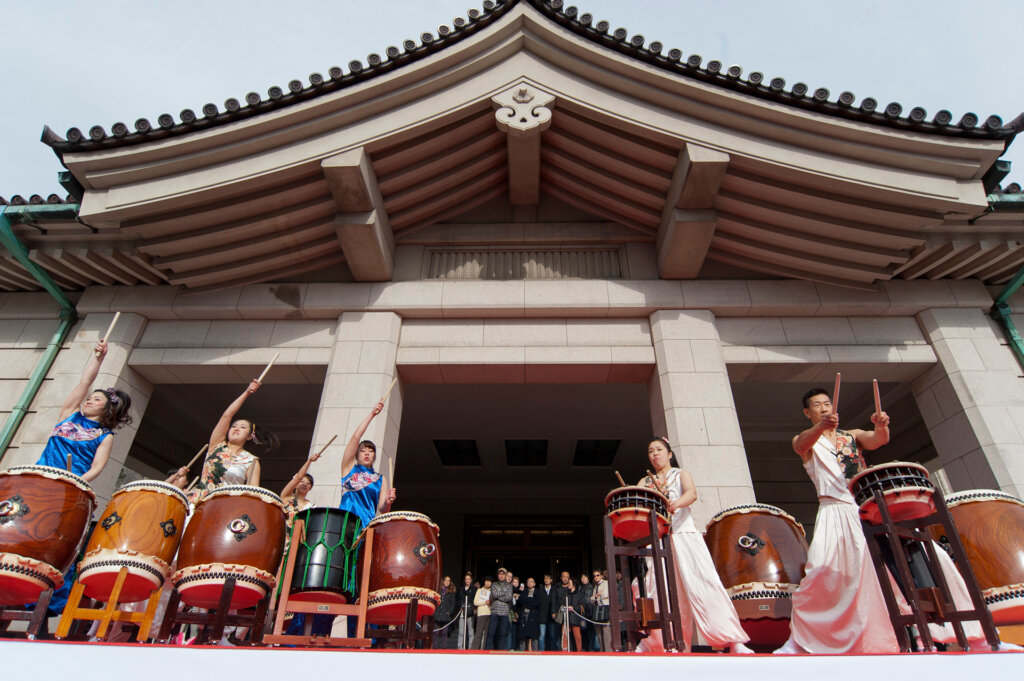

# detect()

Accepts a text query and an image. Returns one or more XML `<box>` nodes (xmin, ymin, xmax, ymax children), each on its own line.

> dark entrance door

<box><xmin>465</xmin><ymin>515</ymin><xmax>591</xmax><ymax>583</ymax></box>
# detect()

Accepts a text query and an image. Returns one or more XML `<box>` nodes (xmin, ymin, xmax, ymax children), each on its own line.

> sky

<box><xmin>2</xmin><ymin>0</ymin><xmax>1022</xmax><ymax>198</ymax></box>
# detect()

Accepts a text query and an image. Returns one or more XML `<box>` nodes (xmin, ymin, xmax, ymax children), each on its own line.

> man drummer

<box><xmin>775</xmin><ymin>387</ymin><xmax>899</xmax><ymax>654</ymax></box>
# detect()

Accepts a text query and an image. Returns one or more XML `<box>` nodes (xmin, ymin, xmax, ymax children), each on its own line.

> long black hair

<box><xmin>92</xmin><ymin>388</ymin><xmax>132</xmax><ymax>431</ymax></box>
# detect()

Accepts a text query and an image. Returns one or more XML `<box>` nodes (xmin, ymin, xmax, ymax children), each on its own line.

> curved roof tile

<box><xmin>0</xmin><ymin>193</ymin><xmax>76</xmax><ymax>206</ymax></box>
<box><xmin>41</xmin><ymin>0</ymin><xmax>1023</xmax><ymax>154</ymax></box>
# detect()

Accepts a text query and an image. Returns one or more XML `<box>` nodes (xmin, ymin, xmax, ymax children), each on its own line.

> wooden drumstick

<box><xmin>96</xmin><ymin>311</ymin><xmax>121</xmax><ymax>357</ymax></box>
<box><xmin>185</xmin><ymin>476</ymin><xmax>199</xmax><ymax>492</ymax></box>
<box><xmin>614</xmin><ymin>470</ymin><xmax>626</xmax><ymax>487</ymax></box>
<box><xmin>832</xmin><ymin>372</ymin><xmax>841</xmax><ymax>413</ymax></box>
<box><xmin>66</xmin><ymin>453</ymin><xmax>73</xmax><ymax>473</ymax></box>
<box><xmin>256</xmin><ymin>352</ymin><xmax>280</xmax><ymax>384</ymax></box>
<box><xmin>185</xmin><ymin>443</ymin><xmax>209</xmax><ymax>470</ymax></box>
<box><xmin>388</xmin><ymin>457</ymin><xmax>395</xmax><ymax>486</ymax></box>
<box><xmin>873</xmin><ymin>379</ymin><xmax>882</xmax><ymax>415</ymax></box>
<box><xmin>645</xmin><ymin>469</ymin><xmax>666</xmax><ymax>495</ymax></box>
<box><xmin>312</xmin><ymin>434</ymin><xmax>337</xmax><ymax>459</ymax></box>
<box><xmin>380</xmin><ymin>377</ymin><xmax>399</xmax><ymax>403</ymax></box>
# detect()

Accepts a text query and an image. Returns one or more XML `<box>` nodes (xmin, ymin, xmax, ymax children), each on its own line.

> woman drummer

<box><xmin>281</xmin><ymin>450</ymin><xmax>320</xmax><ymax>523</ymax></box>
<box><xmin>35</xmin><ymin>340</ymin><xmax>132</xmax><ymax>482</ymax></box>
<box><xmin>636</xmin><ymin>437</ymin><xmax>753</xmax><ymax>654</ymax></box>
<box><xmin>337</xmin><ymin>402</ymin><xmax>396</xmax><ymax>529</ymax></box>
<box><xmin>188</xmin><ymin>379</ymin><xmax>278</xmax><ymax>503</ymax></box>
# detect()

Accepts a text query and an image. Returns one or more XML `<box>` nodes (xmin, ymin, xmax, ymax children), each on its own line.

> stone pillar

<box><xmin>913</xmin><ymin>308</ymin><xmax>1024</xmax><ymax>498</ymax></box>
<box><xmin>309</xmin><ymin>311</ymin><xmax>402</xmax><ymax>508</ymax></box>
<box><xmin>649</xmin><ymin>310</ymin><xmax>754</xmax><ymax>529</ymax></box>
<box><xmin>8</xmin><ymin>312</ymin><xmax>152</xmax><ymax>505</ymax></box>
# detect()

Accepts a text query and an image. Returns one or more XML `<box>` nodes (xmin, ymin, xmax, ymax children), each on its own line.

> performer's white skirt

<box><xmin>638</xmin><ymin>529</ymin><xmax>748</xmax><ymax>652</ymax></box>
<box><xmin>784</xmin><ymin>499</ymin><xmax>899</xmax><ymax>654</ymax></box>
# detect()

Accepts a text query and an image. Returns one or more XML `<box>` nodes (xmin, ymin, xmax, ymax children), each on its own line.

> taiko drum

<box><xmin>362</xmin><ymin>511</ymin><xmax>441</xmax><ymax>625</ymax></box>
<box><xmin>78</xmin><ymin>480</ymin><xmax>189</xmax><ymax>603</ymax></box>
<box><xmin>705</xmin><ymin>504</ymin><xmax>808</xmax><ymax>647</ymax></box>
<box><xmin>604</xmin><ymin>486</ymin><xmax>671</xmax><ymax>542</ymax></box>
<box><xmin>0</xmin><ymin>465</ymin><xmax>95</xmax><ymax>605</ymax></box>
<box><xmin>849</xmin><ymin>461</ymin><xmax>935</xmax><ymax>525</ymax></box>
<box><xmin>172</xmin><ymin>485</ymin><xmax>285</xmax><ymax>610</ymax></box>
<box><xmin>931</xmin><ymin>489</ymin><xmax>1024</xmax><ymax>625</ymax></box>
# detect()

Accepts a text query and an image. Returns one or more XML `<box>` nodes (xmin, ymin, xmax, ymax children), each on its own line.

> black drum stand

<box><xmin>862</xmin><ymin>487</ymin><xmax>1002</xmax><ymax>651</ymax></box>
<box><xmin>604</xmin><ymin>510</ymin><xmax>685</xmax><ymax>652</ymax></box>
<box><xmin>0</xmin><ymin>589</ymin><xmax>53</xmax><ymax>639</ymax></box>
<box><xmin>154</xmin><ymin>576</ymin><xmax>271</xmax><ymax>646</ymax></box>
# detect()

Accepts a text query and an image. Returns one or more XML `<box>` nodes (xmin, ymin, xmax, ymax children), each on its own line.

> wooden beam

<box><xmin>323</xmin><ymin>148</ymin><xmax>395</xmax><ymax>281</ymax></box>
<box><xmin>656</xmin><ymin>144</ymin><xmax>730</xmax><ymax>279</ymax></box>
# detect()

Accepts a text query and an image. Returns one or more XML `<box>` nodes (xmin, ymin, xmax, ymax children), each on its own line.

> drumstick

<box><xmin>184</xmin><ymin>443</ymin><xmax>209</xmax><ymax>470</ymax></box>
<box><xmin>256</xmin><ymin>352</ymin><xmax>280</xmax><ymax>383</ymax></box>
<box><xmin>645</xmin><ymin>469</ymin><xmax>666</xmax><ymax>495</ymax></box>
<box><xmin>66</xmin><ymin>453</ymin><xmax>73</xmax><ymax>472</ymax></box>
<box><xmin>380</xmin><ymin>377</ymin><xmax>399</xmax><ymax>403</ymax></box>
<box><xmin>832</xmin><ymin>372</ymin><xmax>841</xmax><ymax>413</ymax></box>
<box><xmin>312</xmin><ymin>434</ymin><xmax>337</xmax><ymax>459</ymax></box>
<box><xmin>96</xmin><ymin>311</ymin><xmax>121</xmax><ymax>356</ymax></box>
<box><xmin>185</xmin><ymin>476</ymin><xmax>199</xmax><ymax>492</ymax></box>
<box><xmin>614</xmin><ymin>471</ymin><xmax>626</xmax><ymax>487</ymax></box>
<box><xmin>388</xmin><ymin>457</ymin><xmax>395</xmax><ymax>486</ymax></box>
<box><xmin>873</xmin><ymin>379</ymin><xmax>882</xmax><ymax>415</ymax></box>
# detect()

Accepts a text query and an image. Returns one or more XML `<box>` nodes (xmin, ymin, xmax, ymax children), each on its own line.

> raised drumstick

<box><xmin>185</xmin><ymin>476</ymin><xmax>199</xmax><ymax>492</ymax></box>
<box><xmin>832</xmin><ymin>372</ymin><xmax>842</xmax><ymax>413</ymax></box>
<box><xmin>381</xmin><ymin>377</ymin><xmax>399</xmax><ymax>403</ymax></box>
<box><xmin>256</xmin><ymin>352</ymin><xmax>280</xmax><ymax>383</ymax></box>
<box><xmin>96</xmin><ymin>311</ymin><xmax>121</xmax><ymax>357</ymax></box>
<box><xmin>312</xmin><ymin>434</ymin><xmax>337</xmax><ymax>459</ymax></box>
<box><xmin>388</xmin><ymin>457</ymin><xmax>396</xmax><ymax>487</ymax></box>
<box><xmin>184</xmin><ymin>443</ymin><xmax>209</xmax><ymax>470</ymax></box>
<box><xmin>615</xmin><ymin>471</ymin><xmax>627</xmax><ymax>487</ymax></box>
<box><xmin>873</xmin><ymin>379</ymin><xmax>882</xmax><ymax>415</ymax></box>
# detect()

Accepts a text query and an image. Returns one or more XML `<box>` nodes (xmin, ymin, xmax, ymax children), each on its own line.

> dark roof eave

<box><xmin>39</xmin><ymin>0</ymin><xmax>1023</xmax><ymax>155</ymax></box>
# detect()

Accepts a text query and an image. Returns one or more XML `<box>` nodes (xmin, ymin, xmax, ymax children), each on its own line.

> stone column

<box><xmin>309</xmin><ymin>311</ymin><xmax>402</xmax><ymax>508</ymax></box>
<box><xmin>9</xmin><ymin>312</ymin><xmax>152</xmax><ymax>505</ymax></box>
<box><xmin>648</xmin><ymin>310</ymin><xmax>754</xmax><ymax>529</ymax></box>
<box><xmin>913</xmin><ymin>308</ymin><xmax>1024</xmax><ymax>498</ymax></box>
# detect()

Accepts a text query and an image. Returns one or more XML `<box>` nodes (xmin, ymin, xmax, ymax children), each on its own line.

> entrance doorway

<box><xmin>466</xmin><ymin>515</ymin><xmax>590</xmax><ymax>582</ymax></box>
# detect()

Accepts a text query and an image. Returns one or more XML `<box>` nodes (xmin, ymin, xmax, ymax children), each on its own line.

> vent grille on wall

<box><xmin>426</xmin><ymin>248</ymin><xmax>624</xmax><ymax>280</ymax></box>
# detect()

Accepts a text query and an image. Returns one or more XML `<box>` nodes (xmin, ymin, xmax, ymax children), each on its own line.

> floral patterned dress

<box><xmin>186</xmin><ymin>441</ymin><xmax>256</xmax><ymax>504</ymax></box>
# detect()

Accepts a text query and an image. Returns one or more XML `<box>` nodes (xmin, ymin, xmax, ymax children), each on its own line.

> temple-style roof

<box><xmin>41</xmin><ymin>0</ymin><xmax>1022</xmax><ymax>155</ymax></box>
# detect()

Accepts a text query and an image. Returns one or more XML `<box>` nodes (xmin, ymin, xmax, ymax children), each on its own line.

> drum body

<box><xmin>290</xmin><ymin>508</ymin><xmax>362</xmax><ymax>604</ymax></box>
<box><xmin>705</xmin><ymin>504</ymin><xmax>808</xmax><ymax>647</ymax></box>
<box><xmin>172</xmin><ymin>485</ymin><xmax>285</xmax><ymax>610</ymax></box>
<box><xmin>0</xmin><ymin>466</ymin><xmax>94</xmax><ymax>605</ymax></box>
<box><xmin>363</xmin><ymin>511</ymin><xmax>441</xmax><ymax>625</ymax></box>
<box><xmin>78</xmin><ymin>480</ymin><xmax>189</xmax><ymax>603</ymax></box>
<box><xmin>850</xmin><ymin>461</ymin><xmax>935</xmax><ymax>525</ymax></box>
<box><xmin>934</xmin><ymin>490</ymin><xmax>1024</xmax><ymax>625</ymax></box>
<box><xmin>604</xmin><ymin>486</ymin><xmax>670</xmax><ymax>542</ymax></box>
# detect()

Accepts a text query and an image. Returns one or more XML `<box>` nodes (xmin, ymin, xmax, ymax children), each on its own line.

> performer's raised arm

<box><xmin>340</xmin><ymin>401</ymin><xmax>383</xmax><ymax>479</ymax></box>
<box><xmin>209</xmin><ymin>379</ymin><xmax>261</xmax><ymax>450</ymax></box>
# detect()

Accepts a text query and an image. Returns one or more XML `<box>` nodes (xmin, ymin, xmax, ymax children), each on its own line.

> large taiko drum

<box><xmin>849</xmin><ymin>461</ymin><xmax>935</xmax><ymax>525</ymax></box>
<box><xmin>605</xmin><ymin>486</ymin><xmax>671</xmax><ymax>542</ymax></box>
<box><xmin>705</xmin><ymin>504</ymin><xmax>808</xmax><ymax>647</ymax></box>
<box><xmin>289</xmin><ymin>507</ymin><xmax>363</xmax><ymax>604</ymax></box>
<box><xmin>362</xmin><ymin>511</ymin><xmax>441</xmax><ymax>625</ymax></box>
<box><xmin>0</xmin><ymin>465</ymin><xmax>95</xmax><ymax>605</ymax></box>
<box><xmin>931</xmin><ymin>489</ymin><xmax>1024</xmax><ymax>625</ymax></box>
<box><xmin>78</xmin><ymin>479</ymin><xmax>190</xmax><ymax>603</ymax></box>
<box><xmin>172</xmin><ymin>485</ymin><xmax>285</xmax><ymax>610</ymax></box>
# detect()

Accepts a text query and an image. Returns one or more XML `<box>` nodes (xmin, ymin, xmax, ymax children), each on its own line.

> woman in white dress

<box><xmin>637</xmin><ymin>437</ymin><xmax>753</xmax><ymax>654</ymax></box>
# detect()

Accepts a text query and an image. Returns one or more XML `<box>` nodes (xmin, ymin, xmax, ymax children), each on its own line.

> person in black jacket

<box><xmin>549</xmin><ymin>571</ymin><xmax>571</xmax><ymax>650</ymax></box>
<box><xmin>578</xmin><ymin>573</ymin><xmax>596</xmax><ymax>651</ymax></box>
<box><xmin>566</xmin><ymin>577</ymin><xmax>586</xmax><ymax>651</ymax></box>
<box><xmin>433</xmin><ymin>575</ymin><xmax>457</xmax><ymax>649</ymax></box>
<box><xmin>453</xmin><ymin>572</ymin><xmax>477</xmax><ymax>649</ymax></box>
<box><xmin>536</xmin><ymin>576</ymin><xmax>552</xmax><ymax>651</ymax></box>
<box><xmin>515</xmin><ymin>577</ymin><xmax>542</xmax><ymax>650</ymax></box>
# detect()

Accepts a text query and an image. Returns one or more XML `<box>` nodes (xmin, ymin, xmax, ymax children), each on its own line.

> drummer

<box><xmin>29</xmin><ymin>339</ymin><xmax>132</xmax><ymax>615</ymax></box>
<box><xmin>636</xmin><ymin>437</ymin><xmax>753</xmax><ymax>654</ymax></box>
<box><xmin>35</xmin><ymin>340</ymin><xmax>132</xmax><ymax>482</ymax></box>
<box><xmin>774</xmin><ymin>387</ymin><xmax>898</xmax><ymax>654</ymax></box>
<box><xmin>281</xmin><ymin>450</ymin><xmax>320</xmax><ymax>524</ymax></box>
<box><xmin>188</xmin><ymin>379</ymin><xmax>278</xmax><ymax>503</ymax></box>
<box><xmin>337</xmin><ymin>402</ymin><xmax>396</xmax><ymax>530</ymax></box>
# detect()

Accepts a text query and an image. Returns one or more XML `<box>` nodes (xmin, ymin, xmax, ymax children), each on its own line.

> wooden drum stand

<box><xmin>263</xmin><ymin>519</ymin><xmax>373</xmax><ymax>648</ymax></box>
<box><xmin>862</xmin><ymin>487</ymin><xmax>1002</xmax><ymax>651</ymax></box>
<box><xmin>57</xmin><ymin>567</ymin><xmax>162</xmax><ymax>642</ymax></box>
<box><xmin>604</xmin><ymin>510</ymin><xmax>685</xmax><ymax>652</ymax></box>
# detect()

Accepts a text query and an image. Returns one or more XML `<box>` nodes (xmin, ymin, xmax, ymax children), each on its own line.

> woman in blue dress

<box><xmin>35</xmin><ymin>339</ymin><xmax>133</xmax><ymax>481</ymax></box>
<box><xmin>338</xmin><ymin>401</ymin><xmax>397</xmax><ymax>528</ymax></box>
<box><xmin>32</xmin><ymin>339</ymin><xmax>132</xmax><ymax>615</ymax></box>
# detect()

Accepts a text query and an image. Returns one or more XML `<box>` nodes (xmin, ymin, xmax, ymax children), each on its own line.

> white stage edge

<box><xmin>2</xmin><ymin>639</ymin><xmax>1020</xmax><ymax>681</ymax></box>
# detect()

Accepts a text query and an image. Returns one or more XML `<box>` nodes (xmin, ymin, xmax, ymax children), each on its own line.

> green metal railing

<box><xmin>0</xmin><ymin>203</ymin><xmax>80</xmax><ymax>460</ymax></box>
